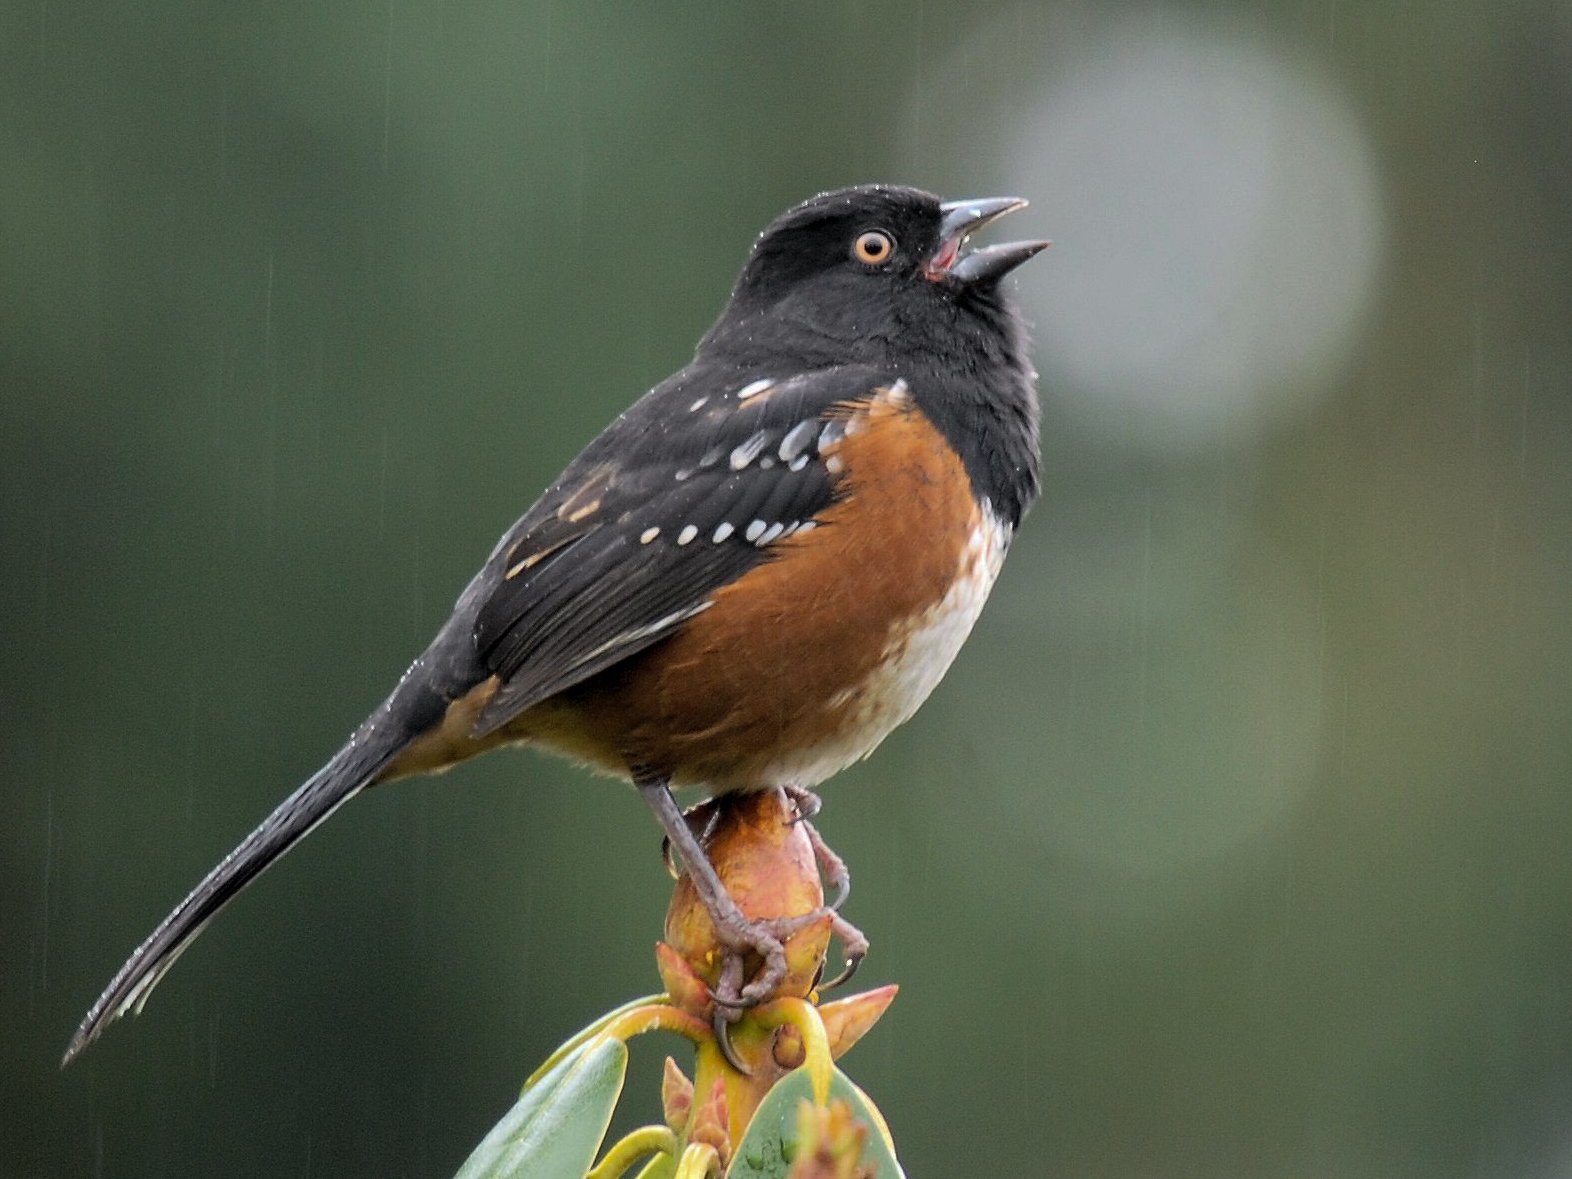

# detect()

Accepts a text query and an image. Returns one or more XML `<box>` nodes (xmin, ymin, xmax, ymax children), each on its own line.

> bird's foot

<box><xmin>701</xmin><ymin>908</ymin><xmax>806</xmax><ymax>1074</ymax></box>
<box><xmin>646</xmin><ymin>782</ymin><xmax>871</xmax><ymax>1072</ymax></box>
<box><xmin>708</xmin><ymin>910</ymin><xmax>794</xmax><ymax>1010</ymax></box>
<box><xmin>701</xmin><ymin>904</ymin><xmax>868</xmax><ymax>1069</ymax></box>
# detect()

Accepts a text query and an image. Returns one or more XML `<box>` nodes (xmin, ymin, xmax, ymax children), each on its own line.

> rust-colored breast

<box><xmin>516</xmin><ymin>385</ymin><xmax>993</xmax><ymax>791</ymax></box>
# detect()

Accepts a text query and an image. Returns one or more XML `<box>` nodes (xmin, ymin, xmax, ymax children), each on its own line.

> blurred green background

<box><xmin>4</xmin><ymin>0</ymin><xmax>1571</xmax><ymax>1175</ymax></box>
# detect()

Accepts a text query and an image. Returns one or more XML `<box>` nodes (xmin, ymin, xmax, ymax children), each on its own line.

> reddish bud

<box><xmin>662</xmin><ymin>1056</ymin><xmax>694</xmax><ymax>1134</ymax></box>
<box><xmin>690</xmin><ymin>1077</ymin><xmax>732</xmax><ymax>1170</ymax></box>
<box><xmin>655</xmin><ymin>940</ymin><xmax>715</xmax><ymax>1016</ymax></box>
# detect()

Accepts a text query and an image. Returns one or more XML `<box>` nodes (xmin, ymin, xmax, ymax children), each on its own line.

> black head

<box><xmin>692</xmin><ymin>185</ymin><xmax>1045</xmax><ymax>528</ymax></box>
<box><xmin>700</xmin><ymin>184</ymin><xmax>1048</xmax><ymax>371</ymax></box>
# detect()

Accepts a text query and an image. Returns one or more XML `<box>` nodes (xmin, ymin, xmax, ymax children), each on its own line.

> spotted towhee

<box><xmin>65</xmin><ymin>184</ymin><xmax>1046</xmax><ymax>1064</ymax></box>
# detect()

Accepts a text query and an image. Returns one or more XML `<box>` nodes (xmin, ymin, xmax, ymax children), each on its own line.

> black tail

<box><xmin>62</xmin><ymin>711</ymin><xmax>416</xmax><ymax>1066</ymax></box>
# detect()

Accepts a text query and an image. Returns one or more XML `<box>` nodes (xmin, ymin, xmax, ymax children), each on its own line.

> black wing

<box><xmin>468</xmin><ymin>364</ymin><xmax>894</xmax><ymax>735</ymax></box>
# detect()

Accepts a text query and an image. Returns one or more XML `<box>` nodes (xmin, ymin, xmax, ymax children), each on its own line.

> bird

<box><xmin>63</xmin><ymin>184</ymin><xmax>1046</xmax><ymax>1066</ymax></box>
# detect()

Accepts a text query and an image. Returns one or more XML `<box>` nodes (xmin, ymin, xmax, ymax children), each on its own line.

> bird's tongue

<box><xmin>928</xmin><ymin>236</ymin><xmax>963</xmax><ymax>274</ymax></box>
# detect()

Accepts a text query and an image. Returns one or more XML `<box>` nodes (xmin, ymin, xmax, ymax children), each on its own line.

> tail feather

<box><xmin>62</xmin><ymin>722</ymin><xmax>410</xmax><ymax>1066</ymax></box>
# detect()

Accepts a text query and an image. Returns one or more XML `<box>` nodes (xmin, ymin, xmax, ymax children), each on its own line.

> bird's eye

<box><xmin>852</xmin><ymin>230</ymin><xmax>895</xmax><ymax>266</ymax></box>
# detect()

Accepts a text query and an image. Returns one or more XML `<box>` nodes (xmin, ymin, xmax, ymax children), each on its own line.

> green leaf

<box><xmin>727</xmin><ymin>1066</ymin><xmax>905</xmax><ymax>1179</ymax></box>
<box><xmin>455</xmin><ymin>1037</ymin><xmax>628</xmax><ymax>1179</ymax></box>
<box><xmin>524</xmin><ymin>994</ymin><xmax>665</xmax><ymax>1089</ymax></box>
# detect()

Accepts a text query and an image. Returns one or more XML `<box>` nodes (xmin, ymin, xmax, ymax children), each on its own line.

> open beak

<box><xmin>926</xmin><ymin>196</ymin><xmax>1049</xmax><ymax>284</ymax></box>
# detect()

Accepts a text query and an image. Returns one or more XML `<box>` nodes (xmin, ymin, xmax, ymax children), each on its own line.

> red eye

<box><xmin>852</xmin><ymin>230</ymin><xmax>895</xmax><ymax>265</ymax></box>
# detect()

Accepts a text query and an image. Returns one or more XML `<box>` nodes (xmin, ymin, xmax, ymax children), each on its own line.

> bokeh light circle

<box><xmin>1007</xmin><ymin>20</ymin><xmax>1387</xmax><ymax>452</ymax></box>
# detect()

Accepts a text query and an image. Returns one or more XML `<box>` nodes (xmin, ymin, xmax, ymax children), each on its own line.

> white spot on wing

<box><xmin>779</xmin><ymin>420</ymin><xmax>816</xmax><ymax>462</ymax></box>
<box><xmin>677</xmin><ymin>525</ymin><xmax>698</xmax><ymax>545</ymax></box>
<box><xmin>730</xmin><ymin>431</ymin><xmax>769</xmax><ymax>470</ymax></box>
<box><xmin>640</xmin><ymin>526</ymin><xmax>660</xmax><ymax>544</ymax></box>
<box><xmin>736</xmin><ymin>378</ymin><xmax>773</xmax><ymax>400</ymax></box>
<box><xmin>712</xmin><ymin>521</ymin><xmax>734</xmax><ymax>543</ymax></box>
<box><xmin>744</xmin><ymin>520</ymin><xmax>766</xmax><ymax>542</ymax></box>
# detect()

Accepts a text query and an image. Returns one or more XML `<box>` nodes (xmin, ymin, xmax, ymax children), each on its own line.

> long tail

<box><xmin>62</xmin><ymin>705</ymin><xmax>421</xmax><ymax>1066</ymax></box>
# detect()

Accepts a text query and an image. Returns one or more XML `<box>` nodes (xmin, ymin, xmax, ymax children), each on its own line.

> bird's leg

<box><xmin>660</xmin><ymin>797</ymin><xmax>724</xmax><ymax>881</ymax></box>
<box><xmin>782</xmin><ymin>786</ymin><xmax>849</xmax><ymax>912</ymax></box>
<box><xmin>780</xmin><ymin>785</ymin><xmax>867</xmax><ymax>990</ymax></box>
<box><xmin>638</xmin><ymin>777</ymin><xmax>789</xmax><ymax>1010</ymax></box>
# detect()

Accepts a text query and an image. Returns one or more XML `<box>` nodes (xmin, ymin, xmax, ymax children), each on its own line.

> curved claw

<box><xmin>711</xmin><ymin>1004</ymin><xmax>751</xmax><ymax>1075</ymax></box>
<box><xmin>709</xmin><ymin>953</ymin><xmax>756</xmax><ymax>1075</ymax></box>
<box><xmin>818</xmin><ymin>910</ymin><xmax>870</xmax><ymax>991</ymax></box>
<box><xmin>818</xmin><ymin>951</ymin><xmax>864</xmax><ymax>992</ymax></box>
